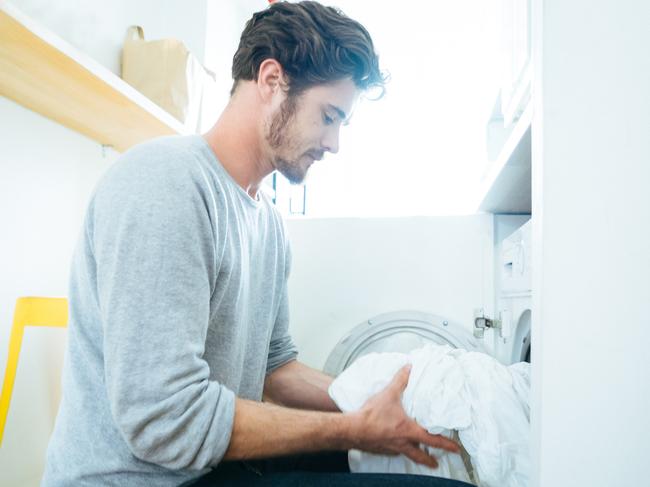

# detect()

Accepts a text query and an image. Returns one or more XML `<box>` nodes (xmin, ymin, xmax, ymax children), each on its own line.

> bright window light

<box><xmin>283</xmin><ymin>0</ymin><xmax>503</xmax><ymax>218</ymax></box>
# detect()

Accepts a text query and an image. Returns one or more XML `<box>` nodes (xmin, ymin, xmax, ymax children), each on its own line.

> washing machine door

<box><xmin>323</xmin><ymin>310</ymin><xmax>486</xmax><ymax>376</ymax></box>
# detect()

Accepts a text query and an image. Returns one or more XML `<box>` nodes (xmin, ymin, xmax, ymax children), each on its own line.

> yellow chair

<box><xmin>0</xmin><ymin>297</ymin><xmax>68</xmax><ymax>445</ymax></box>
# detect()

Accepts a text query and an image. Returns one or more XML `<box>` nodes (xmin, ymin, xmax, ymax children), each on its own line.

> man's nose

<box><xmin>322</xmin><ymin>127</ymin><xmax>340</xmax><ymax>154</ymax></box>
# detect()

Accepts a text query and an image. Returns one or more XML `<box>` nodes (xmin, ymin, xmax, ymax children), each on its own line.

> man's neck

<box><xmin>202</xmin><ymin>97</ymin><xmax>273</xmax><ymax>200</ymax></box>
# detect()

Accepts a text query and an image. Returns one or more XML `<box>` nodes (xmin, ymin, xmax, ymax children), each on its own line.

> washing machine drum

<box><xmin>323</xmin><ymin>310</ymin><xmax>486</xmax><ymax>376</ymax></box>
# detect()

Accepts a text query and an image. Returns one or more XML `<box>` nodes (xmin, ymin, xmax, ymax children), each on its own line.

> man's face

<box><xmin>265</xmin><ymin>78</ymin><xmax>359</xmax><ymax>184</ymax></box>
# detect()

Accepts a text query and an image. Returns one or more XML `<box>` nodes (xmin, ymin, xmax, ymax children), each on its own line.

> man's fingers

<box><xmin>402</xmin><ymin>444</ymin><xmax>439</xmax><ymax>469</ymax></box>
<box><xmin>413</xmin><ymin>426</ymin><xmax>461</xmax><ymax>453</ymax></box>
<box><xmin>388</xmin><ymin>364</ymin><xmax>412</xmax><ymax>394</ymax></box>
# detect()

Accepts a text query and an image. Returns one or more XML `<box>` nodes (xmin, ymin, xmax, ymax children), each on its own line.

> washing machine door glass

<box><xmin>323</xmin><ymin>310</ymin><xmax>485</xmax><ymax>376</ymax></box>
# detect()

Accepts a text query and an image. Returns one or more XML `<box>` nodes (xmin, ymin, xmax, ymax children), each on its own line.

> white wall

<box><xmin>0</xmin><ymin>97</ymin><xmax>115</xmax><ymax>486</ymax></box>
<box><xmin>0</xmin><ymin>2</ymin><xmax>217</xmax><ymax>485</ymax></box>
<box><xmin>8</xmin><ymin>0</ymin><xmax>209</xmax><ymax>74</ymax></box>
<box><xmin>203</xmin><ymin>0</ymin><xmax>265</xmax><ymax>110</ymax></box>
<box><xmin>531</xmin><ymin>0</ymin><xmax>650</xmax><ymax>485</ymax></box>
<box><xmin>285</xmin><ymin>215</ymin><xmax>495</xmax><ymax>369</ymax></box>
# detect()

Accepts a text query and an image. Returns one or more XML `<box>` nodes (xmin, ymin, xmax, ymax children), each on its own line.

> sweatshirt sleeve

<box><xmin>266</xmin><ymin>238</ymin><xmax>299</xmax><ymax>374</ymax></box>
<box><xmin>91</xmin><ymin>151</ymin><xmax>234</xmax><ymax>470</ymax></box>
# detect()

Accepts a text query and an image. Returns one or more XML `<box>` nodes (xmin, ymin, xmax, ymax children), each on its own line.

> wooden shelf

<box><xmin>0</xmin><ymin>2</ymin><xmax>188</xmax><ymax>153</ymax></box>
<box><xmin>477</xmin><ymin>102</ymin><xmax>533</xmax><ymax>214</ymax></box>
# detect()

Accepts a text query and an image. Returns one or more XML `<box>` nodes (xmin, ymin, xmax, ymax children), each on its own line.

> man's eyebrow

<box><xmin>328</xmin><ymin>104</ymin><xmax>348</xmax><ymax>122</ymax></box>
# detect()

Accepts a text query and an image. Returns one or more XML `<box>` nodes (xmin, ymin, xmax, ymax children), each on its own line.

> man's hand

<box><xmin>347</xmin><ymin>364</ymin><xmax>460</xmax><ymax>469</ymax></box>
<box><xmin>224</xmin><ymin>364</ymin><xmax>459</xmax><ymax>466</ymax></box>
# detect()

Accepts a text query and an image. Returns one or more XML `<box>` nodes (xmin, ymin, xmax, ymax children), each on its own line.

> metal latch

<box><xmin>473</xmin><ymin>308</ymin><xmax>501</xmax><ymax>339</ymax></box>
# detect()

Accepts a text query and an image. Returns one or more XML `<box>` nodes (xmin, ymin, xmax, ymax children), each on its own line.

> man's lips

<box><xmin>307</xmin><ymin>151</ymin><xmax>324</xmax><ymax>162</ymax></box>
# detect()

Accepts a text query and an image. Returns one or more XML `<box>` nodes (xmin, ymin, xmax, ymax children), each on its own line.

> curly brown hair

<box><xmin>231</xmin><ymin>1</ymin><xmax>386</xmax><ymax>97</ymax></box>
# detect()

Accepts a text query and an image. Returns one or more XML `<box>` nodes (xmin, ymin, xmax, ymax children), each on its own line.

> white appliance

<box><xmin>322</xmin><ymin>220</ymin><xmax>535</xmax><ymax>375</ymax></box>
<box><xmin>323</xmin><ymin>310</ymin><xmax>485</xmax><ymax>376</ymax></box>
<box><xmin>494</xmin><ymin>219</ymin><xmax>532</xmax><ymax>364</ymax></box>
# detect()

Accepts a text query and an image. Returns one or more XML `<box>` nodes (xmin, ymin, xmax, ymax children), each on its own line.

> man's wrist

<box><xmin>329</xmin><ymin>411</ymin><xmax>362</xmax><ymax>451</ymax></box>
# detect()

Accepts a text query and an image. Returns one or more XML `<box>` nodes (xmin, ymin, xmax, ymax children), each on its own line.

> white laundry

<box><xmin>328</xmin><ymin>344</ymin><xmax>531</xmax><ymax>487</ymax></box>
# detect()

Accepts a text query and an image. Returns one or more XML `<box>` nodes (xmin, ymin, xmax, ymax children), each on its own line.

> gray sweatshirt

<box><xmin>42</xmin><ymin>135</ymin><xmax>298</xmax><ymax>487</ymax></box>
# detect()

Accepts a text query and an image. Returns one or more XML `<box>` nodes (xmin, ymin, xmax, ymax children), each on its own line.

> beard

<box><xmin>266</xmin><ymin>95</ymin><xmax>308</xmax><ymax>185</ymax></box>
<box><xmin>274</xmin><ymin>156</ymin><xmax>308</xmax><ymax>185</ymax></box>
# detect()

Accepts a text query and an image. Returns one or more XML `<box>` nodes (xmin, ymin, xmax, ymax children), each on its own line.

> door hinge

<box><xmin>473</xmin><ymin>308</ymin><xmax>501</xmax><ymax>339</ymax></box>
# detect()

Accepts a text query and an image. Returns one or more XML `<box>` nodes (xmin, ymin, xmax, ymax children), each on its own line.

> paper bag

<box><xmin>121</xmin><ymin>25</ymin><xmax>216</xmax><ymax>133</ymax></box>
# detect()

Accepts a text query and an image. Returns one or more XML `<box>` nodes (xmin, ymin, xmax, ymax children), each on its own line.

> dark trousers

<box><xmin>188</xmin><ymin>451</ymin><xmax>475</xmax><ymax>486</ymax></box>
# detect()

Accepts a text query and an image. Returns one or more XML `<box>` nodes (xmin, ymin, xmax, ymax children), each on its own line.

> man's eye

<box><xmin>323</xmin><ymin>113</ymin><xmax>334</xmax><ymax>125</ymax></box>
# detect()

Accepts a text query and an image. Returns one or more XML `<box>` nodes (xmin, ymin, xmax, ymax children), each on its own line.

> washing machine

<box><xmin>323</xmin><ymin>310</ymin><xmax>486</xmax><ymax>376</ymax></box>
<box><xmin>493</xmin><ymin>219</ymin><xmax>532</xmax><ymax>365</ymax></box>
<box><xmin>322</xmin><ymin>220</ymin><xmax>533</xmax><ymax>376</ymax></box>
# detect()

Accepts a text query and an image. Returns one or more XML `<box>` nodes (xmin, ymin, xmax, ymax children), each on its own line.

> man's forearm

<box><xmin>264</xmin><ymin>360</ymin><xmax>339</xmax><ymax>411</ymax></box>
<box><xmin>223</xmin><ymin>397</ymin><xmax>353</xmax><ymax>460</ymax></box>
<box><xmin>225</xmin><ymin>365</ymin><xmax>461</xmax><ymax>469</ymax></box>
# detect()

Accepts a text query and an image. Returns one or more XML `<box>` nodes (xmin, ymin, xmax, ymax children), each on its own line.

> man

<box><xmin>43</xmin><ymin>2</ymin><xmax>468</xmax><ymax>486</ymax></box>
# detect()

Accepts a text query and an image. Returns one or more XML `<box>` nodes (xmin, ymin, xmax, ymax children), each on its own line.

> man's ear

<box><xmin>257</xmin><ymin>59</ymin><xmax>288</xmax><ymax>102</ymax></box>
